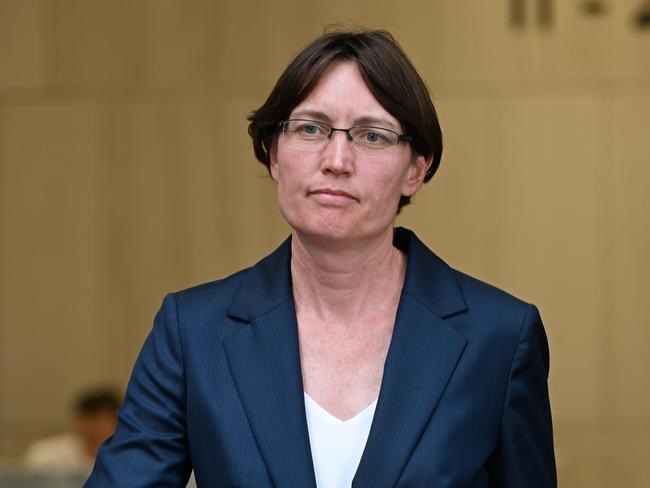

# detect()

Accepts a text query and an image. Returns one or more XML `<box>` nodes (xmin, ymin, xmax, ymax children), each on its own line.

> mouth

<box><xmin>308</xmin><ymin>188</ymin><xmax>359</xmax><ymax>203</ymax></box>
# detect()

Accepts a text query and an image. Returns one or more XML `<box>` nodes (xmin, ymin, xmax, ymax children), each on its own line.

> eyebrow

<box><xmin>290</xmin><ymin>110</ymin><xmax>401</xmax><ymax>131</ymax></box>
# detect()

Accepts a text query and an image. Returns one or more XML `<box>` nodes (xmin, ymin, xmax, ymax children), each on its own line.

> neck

<box><xmin>290</xmin><ymin>228</ymin><xmax>406</xmax><ymax>325</ymax></box>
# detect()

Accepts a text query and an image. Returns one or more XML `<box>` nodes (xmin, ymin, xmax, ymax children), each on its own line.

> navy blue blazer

<box><xmin>86</xmin><ymin>227</ymin><xmax>556</xmax><ymax>487</ymax></box>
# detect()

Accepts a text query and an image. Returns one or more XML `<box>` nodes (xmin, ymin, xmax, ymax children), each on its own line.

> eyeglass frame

<box><xmin>277</xmin><ymin>119</ymin><xmax>413</xmax><ymax>148</ymax></box>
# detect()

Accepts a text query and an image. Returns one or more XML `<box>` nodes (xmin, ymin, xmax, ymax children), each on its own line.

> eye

<box><xmin>293</xmin><ymin>121</ymin><xmax>327</xmax><ymax>137</ymax></box>
<box><xmin>356</xmin><ymin>128</ymin><xmax>389</xmax><ymax>145</ymax></box>
<box><xmin>364</xmin><ymin>131</ymin><xmax>383</xmax><ymax>143</ymax></box>
<box><xmin>301</xmin><ymin>124</ymin><xmax>319</xmax><ymax>135</ymax></box>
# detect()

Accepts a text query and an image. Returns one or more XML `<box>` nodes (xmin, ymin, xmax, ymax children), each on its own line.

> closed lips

<box><xmin>309</xmin><ymin>188</ymin><xmax>358</xmax><ymax>201</ymax></box>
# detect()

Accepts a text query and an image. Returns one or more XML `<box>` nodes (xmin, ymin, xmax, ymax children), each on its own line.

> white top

<box><xmin>304</xmin><ymin>393</ymin><xmax>377</xmax><ymax>488</ymax></box>
<box><xmin>23</xmin><ymin>432</ymin><xmax>92</xmax><ymax>474</ymax></box>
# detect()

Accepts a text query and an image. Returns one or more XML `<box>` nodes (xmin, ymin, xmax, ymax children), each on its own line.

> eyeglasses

<box><xmin>278</xmin><ymin>119</ymin><xmax>412</xmax><ymax>155</ymax></box>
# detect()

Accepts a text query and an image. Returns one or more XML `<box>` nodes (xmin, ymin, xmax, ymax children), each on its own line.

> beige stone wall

<box><xmin>1</xmin><ymin>0</ymin><xmax>649</xmax><ymax>485</ymax></box>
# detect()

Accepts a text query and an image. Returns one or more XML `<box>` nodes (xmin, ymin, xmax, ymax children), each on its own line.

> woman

<box><xmin>86</xmin><ymin>30</ymin><xmax>556</xmax><ymax>487</ymax></box>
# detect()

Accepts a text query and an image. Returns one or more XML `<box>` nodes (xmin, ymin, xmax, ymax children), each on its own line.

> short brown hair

<box><xmin>248</xmin><ymin>29</ymin><xmax>443</xmax><ymax>211</ymax></box>
<box><xmin>74</xmin><ymin>387</ymin><xmax>121</xmax><ymax>416</ymax></box>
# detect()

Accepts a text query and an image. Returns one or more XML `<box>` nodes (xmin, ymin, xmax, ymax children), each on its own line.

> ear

<box><xmin>401</xmin><ymin>153</ymin><xmax>433</xmax><ymax>197</ymax></box>
<box><xmin>269</xmin><ymin>142</ymin><xmax>279</xmax><ymax>183</ymax></box>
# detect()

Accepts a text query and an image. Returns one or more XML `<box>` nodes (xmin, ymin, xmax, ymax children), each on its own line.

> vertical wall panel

<box><xmin>611</xmin><ymin>97</ymin><xmax>650</xmax><ymax>419</ymax></box>
<box><xmin>141</xmin><ymin>0</ymin><xmax>223</xmax><ymax>87</ymax></box>
<box><xmin>0</xmin><ymin>0</ymin><xmax>44</xmax><ymax>89</ymax></box>
<box><xmin>0</xmin><ymin>102</ymin><xmax>102</xmax><ymax>452</ymax></box>
<box><xmin>171</xmin><ymin>97</ymin><xmax>288</xmax><ymax>276</ymax></box>
<box><xmin>494</xmin><ymin>97</ymin><xmax>606</xmax><ymax>420</ymax></box>
<box><xmin>47</xmin><ymin>0</ymin><xmax>146</xmax><ymax>88</ymax></box>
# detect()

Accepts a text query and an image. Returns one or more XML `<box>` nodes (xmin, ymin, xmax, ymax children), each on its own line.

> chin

<box><xmin>279</xmin><ymin>200</ymin><xmax>394</xmax><ymax>246</ymax></box>
<box><xmin>296</xmin><ymin>218</ymin><xmax>354</xmax><ymax>243</ymax></box>
<box><xmin>298</xmin><ymin>217</ymin><xmax>393</xmax><ymax>250</ymax></box>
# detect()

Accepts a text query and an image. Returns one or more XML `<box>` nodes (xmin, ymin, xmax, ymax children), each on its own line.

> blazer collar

<box><xmin>227</xmin><ymin>235</ymin><xmax>293</xmax><ymax>322</ymax></box>
<box><xmin>227</xmin><ymin>227</ymin><xmax>468</xmax><ymax>322</ymax></box>
<box><xmin>224</xmin><ymin>227</ymin><xmax>468</xmax><ymax>487</ymax></box>
<box><xmin>394</xmin><ymin>227</ymin><xmax>467</xmax><ymax>318</ymax></box>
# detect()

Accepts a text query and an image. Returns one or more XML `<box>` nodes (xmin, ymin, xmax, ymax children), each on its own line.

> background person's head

<box><xmin>248</xmin><ymin>29</ymin><xmax>443</xmax><ymax>213</ymax></box>
<box><xmin>72</xmin><ymin>387</ymin><xmax>121</xmax><ymax>459</ymax></box>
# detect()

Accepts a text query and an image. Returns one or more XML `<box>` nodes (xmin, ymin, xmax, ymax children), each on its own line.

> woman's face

<box><xmin>270</xmin><ymin>60</ymin><xmax>430</xmax><ymax>246</ymax></box>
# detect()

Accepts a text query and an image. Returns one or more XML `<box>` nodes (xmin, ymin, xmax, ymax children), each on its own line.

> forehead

<box><xmin>291</xmin><ymin>60</ymin><xmax>400</xmax><ymax>128</ymax></box>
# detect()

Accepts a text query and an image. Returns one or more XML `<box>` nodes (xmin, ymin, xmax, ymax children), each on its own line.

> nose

<box><xmin>320</xmin><ymin>130</ymin><xmax>354</xmax><ymax>175</ymax></box>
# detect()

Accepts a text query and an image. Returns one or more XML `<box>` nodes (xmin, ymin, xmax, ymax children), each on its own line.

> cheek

<box><xmin>274</xmin><ymin>150</ymin><xmax>312</xmax><ymax>202</ymax></box>
<box><xmin>372</xmin><ymin>161</ymin><xmax>410</xmax><ymax>195</ymax></box>
<box><xmin>362</xmin><ymin>167</ymin><xmax>407</xmax><ymax>213</ymax></box>
<box><xmin>271</xmin><ymin>139</ymin><xmax>300</xmax><ymax>183</ymax></box>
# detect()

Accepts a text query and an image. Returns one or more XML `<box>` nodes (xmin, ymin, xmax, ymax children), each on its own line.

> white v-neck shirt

<box><xmin>304</xmin><ymin>393</ymin><xmax>377</xmax><ymax>488</ymax></box>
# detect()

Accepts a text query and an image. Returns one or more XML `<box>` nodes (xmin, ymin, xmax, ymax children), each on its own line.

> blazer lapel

<box><xmin>222</xmin><ymin>228</ymin><xmax>468</xmax><ymax>488</ymax></box>
<box><xmin>223</xmin><ymin>238</ymin><xmax>317</xmax><ymax>488</ymax></box>
<box><xmin>353</xmin><ymin>228</ymin><xmax>469</xmax><ymax>487</ymax></box>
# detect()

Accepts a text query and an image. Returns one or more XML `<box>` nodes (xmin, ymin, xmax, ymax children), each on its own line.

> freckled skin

<box><xmin>269</xmin><ymin>60</ymin><xmax>432</xmax><ymax>420</ymax></box>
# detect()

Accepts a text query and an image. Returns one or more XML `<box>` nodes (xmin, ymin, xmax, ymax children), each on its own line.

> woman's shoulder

<box><xmin>452</xmin><ymin>268</ymin><xmax>531</xmax><ymax>312</ymax></box>
<box><xmin>168</xmin><ymin>237</ymin><xmax>292</xmax><ymax>318</ymax></box>
<box><xmin>448</xmin><ymin>266</ymin><xmax>541</xmax><ymax>340</ymax></box>
<box><xmin>401</xmin><ymin>227</ymin><xmax>535</xmax><ymax>324</ymax></box>
<box><xmin>167</xmin><ymin>266</ymin><xmax>254</xmax><ymax>317</ymax></box>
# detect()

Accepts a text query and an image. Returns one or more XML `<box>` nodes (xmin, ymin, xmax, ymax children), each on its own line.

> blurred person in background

<box><xmin>24</xmin><ymin>387</ymin><xmax>120</xmax><ymax>474</ymax></box>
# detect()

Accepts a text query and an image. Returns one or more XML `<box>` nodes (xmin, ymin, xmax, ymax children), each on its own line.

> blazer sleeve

<box><xmin>489</xmin><ymin>305</ymin><xmax>557</xmax><ymax>487</ymax></box>
<box><xmin>85</xmin><ymin>294</ymin><xmax>192</xmax><ymax>487</ymax></box>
